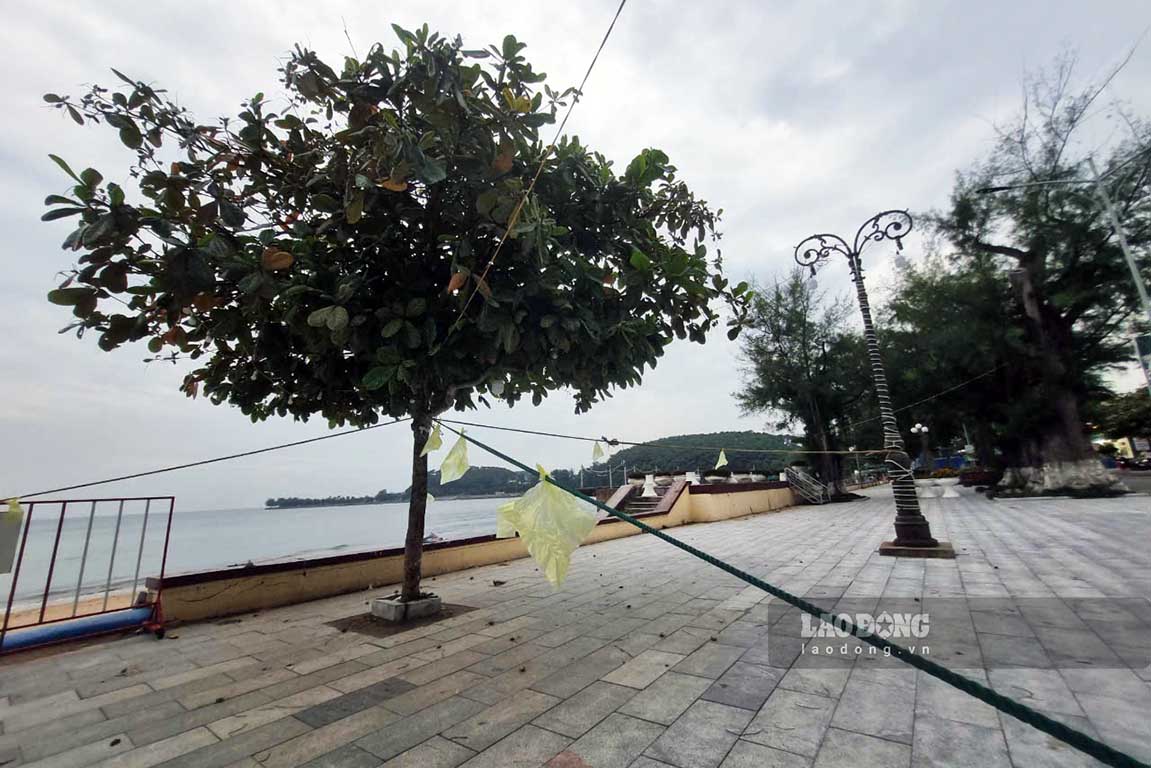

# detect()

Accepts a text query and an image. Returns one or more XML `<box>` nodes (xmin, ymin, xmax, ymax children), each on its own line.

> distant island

<box><xmin>265</xmin><ymin>465</ymin><xmax>579</xmax><ymax>509</ymax></box>
<box><xmin>266</xmin><ymin>430</ymin><xmax>796</xmax><ymax>509</ymax></box>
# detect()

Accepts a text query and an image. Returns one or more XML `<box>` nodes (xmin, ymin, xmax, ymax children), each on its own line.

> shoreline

<box><xmin>264</xmin><ymin>492</ymin><xmax>520</xmax><ymax>510</ymax></box>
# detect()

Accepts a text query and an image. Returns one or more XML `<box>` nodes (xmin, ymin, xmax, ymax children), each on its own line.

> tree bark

<box><xmin>1002</xmin><ymin>265</ymin><xmax>1121</xmax><ymax>492</ymax></box>
<box><xmin>401</xmin><ymin>412</ymin><xmax>432</xmax><ymax>602</ymax></box>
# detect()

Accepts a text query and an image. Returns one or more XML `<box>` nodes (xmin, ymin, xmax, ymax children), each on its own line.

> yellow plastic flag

<box><xmin>420</xmin><ymin>423</ymin><xmax>443</xmax><ymax>457</ymax></box>
<box><xmin>715</xmin><ymin>449</ymin><xmax>728</xmax><ymax>469</ymax></box>
<box><xmin>592</xmin><ymin>441</ymin><xmax>605</xmax><ymax>462</ymax></box>
<box><xmin>496</xmin><ymin>466</ymin><xmax>598</xmax><ymax>587</ymax></box>
<box><xmin>2</xmin><ymin>498</ymin><xmax>24</xmax><ymax>575</ymax></box>
<box><xmin>427</xmin><ymin>493</ymin><xmax>436</xmax><ymax>503</ymax></box>
<box><xmin>439</xmin><ymin>430</ymin><xmax>470</xmax><ymax>483</ymax></box>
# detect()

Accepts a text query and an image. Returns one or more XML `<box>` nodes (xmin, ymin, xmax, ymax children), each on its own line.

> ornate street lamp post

<box><xmin>795</xmin><ymin>210</ymin><xmax>953</xmax><ymax>556</ymax></box>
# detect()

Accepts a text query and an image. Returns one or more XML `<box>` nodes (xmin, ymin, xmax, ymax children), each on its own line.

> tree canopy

<box><xmin>736</xmin><ymin>269</ymin><xmax>871</xmax><ymax>491</ymax></box>
<box><xmin>42</xmin><ymin>24</ymin><xmax>748</xmax><ymax>601</ymax></box>
<box><xmin>927</xmin><ymin>54</ymin><xmax>1146</xmax><ymax>489</ymax></box>
<box><xmin>43</xmin><ymin>25</ymin><xmax>749</xmax><ymax>428</ymax></box>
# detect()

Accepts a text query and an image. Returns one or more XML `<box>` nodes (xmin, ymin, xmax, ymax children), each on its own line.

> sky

<box><xmin>1</xmin><ymin>1</ymin><xmax>1149</xmax><ymax>511</ymax></box>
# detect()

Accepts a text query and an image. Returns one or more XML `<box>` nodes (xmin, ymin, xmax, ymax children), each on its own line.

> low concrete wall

<box><xmin>688</xmin><ymin>483</ymin><xmax>795</xmax><ymax>522</ymax></box>
<box><xmin>151</xmin><ymin>482</ymin><xmax>793</xmax><ymax>623</ymax></box>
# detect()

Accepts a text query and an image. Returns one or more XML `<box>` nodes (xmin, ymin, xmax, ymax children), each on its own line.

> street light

<box><xmin>910</xmin><ymin>422</ymin><xmax>930</xmax><ymax>470</ymax></box>
<box><xmin>795</xmin><ymin>211</ymin><xmax>952</xmax><ymax>556</ymax></box>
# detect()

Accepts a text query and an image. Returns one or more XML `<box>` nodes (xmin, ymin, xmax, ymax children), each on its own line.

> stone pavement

<box><xmin>1</xmin><ymin>488</ymin><xmax>1149</xmax><ymax>768</ymax></box>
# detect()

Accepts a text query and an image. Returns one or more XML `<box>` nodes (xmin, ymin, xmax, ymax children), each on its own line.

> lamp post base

<box><xmin>879</xmin><ymin>540</ymin><xmax>956</xmax><ymax>558</ymax></box>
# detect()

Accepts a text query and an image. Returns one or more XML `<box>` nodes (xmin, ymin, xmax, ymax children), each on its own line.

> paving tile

<box><xmin>399</xmin><ymin>650</ymin><xmax>488</xmax><ymax>686</ymax></box>
<box><xmin>830</xmin><ymin>678</ymin><xmax>914</xmax><ymax>744</ymax></box>
<box><xmin>814</xmin><ymin>727</ymin><xmax>909</xmax><ymax>767</ymax></box>
<box><xmin>94</xmin><ymin>727</ymin><xmax>220</xmax><ymax>768</ymax></box>
<box><xmin>719</xmin><ymin>740</ymin><xmax>810</xmax><ymax>768</ymax></box>
<box><xmin>618</xmin><ymin>672</ymin><xmax>713</xmax><ymax>726</ymax></box>
<box><xmin>701</xmin><ymin>662</ymin><xmax>783</xmax><ymax>711</ymax></box>
<box><xmin>17</xmin><ymin>732</ymin><xmax>132</xmax><ymax>768</ymax></box>
<box><xmin>443</xmin><ymin>689</ymin><xmax>559</xmax><ymax>752</ymax></box>
<box><xmin>128</xmin><ymin>691</ymin><xmax>274</xmax><ymax>747</ymax></box>
<box><xmin>652</xmin><ymin>628</ymin><xmax>712</xmax><ymax>656</ymax></box>
<box><xmin>672</xmin><ymin>644</ymin><xmax>745</xmax><ymax>679</ymax></box>
<box><xmin>381</xmin><ymin>736</ymin><xmax>474</xmax><ymax>768</ymax></box>
<box><xmin>297</xmin><ymin>743</ymin><xmax>381</xmax><ymax>768</ymax></box>
<box><xmin>157</xmin><ymin>717</ymin><xmax>312</xmax><ymax>768</ymax></box>
<box><xmin>986</xmin><ymin>668</ymin><xmax>1086</xmax><ymax>718</ymax></box>
<box><xmin>356</xmin><ymin>696</ymin><xmax>487</xmax><ymax>761</ymax></box>
<box><xmin>209</xmin><ymin>686</ymin><xmax>344</xmax><ymax>739</ymax></box>
<box><xmin>457</xmin><ymin>724</ymin><xmax>570</xmax><ymax>768</ymax></box>
<box><xmin>644</xmin><ymin>700</ymin><xmax>752</xmax><ymax>768</ymax></box>
<box><xmin>533</xmin><ymin>682</ymin><xmax>636</xmax><ymax>738</ymax></box>
<box><xmin>776</xmin><ymin>667</ymin><xmax>851</xmax><ymax>699</ymax></box>
<box><xmin>602</xmin><ymin>651</ymin><xmax>685</xmax><ymax>689</ymax></box>
<box><xmin>998</xmin><ymin>712</ymin><xmax>1101</xmax><ymax>768</ymax></box>
<box><xmin>326</xmin><ymin>657</ymin><xmax>429</xmax><ymax>695</ymax></box>
<box><xmin>915</xmin><ymin>673</ymin><xmax>999</xmax><ymax>729</ymax></box>
<box><xmin>910</xmin><ymin>714</ymin><xmax>1011</xmax><ymax>768</ymax></box>
<box><xmin>557</xmin><ymin>712</ymin><xmax>664</xmax><ymax>768</ymax></box>
<box><xmin>1</xmin><ymin>684</ymin><xmax>150</xmax><ymax>732</ymax></box>
<box><xmin>256</xmin><ymin>704</ymin><xmax>399</xmax><ymax>768</ymax></box>
<box><xmin>743</xmin><ymin>689</ymin><xmax>836</xmax><ymax>758</ymax></box>
<box><xmin>382</xmin><ymin>671</ymin><xmax>485</xmax><ymax>716</ymax></box>
<box><xmin>533</xmin><ymin>647</ymin><xmax>631</xmax><ymax>699</ymax></box>
<box><xmin>295</xmin><ymin>678</ymin><xmax>417</xmax><ymax>727</ymax></box>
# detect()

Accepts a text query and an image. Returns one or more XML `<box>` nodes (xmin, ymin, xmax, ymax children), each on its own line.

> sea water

<box><xmin>1</xmin><ymin>498</ymin><xmax>506</xmax><ymax>604</ymax></box>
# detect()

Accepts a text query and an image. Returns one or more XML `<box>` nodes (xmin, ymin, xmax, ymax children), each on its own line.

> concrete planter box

<box><xmin>936</xmin><ymin>477</ymin><xmax>961</xmax><ymax>498</ymax></box>
<box><xmin>915</xmin><ymin>479</ymin><xmax>938</xmax><ymax>498</ymax></box>
<box><xmin>371</xmin><ymin>594</ymin><xmax>443</xmax><ymax>622</ymax></box>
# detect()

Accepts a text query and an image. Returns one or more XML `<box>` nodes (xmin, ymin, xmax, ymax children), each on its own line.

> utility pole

<box><xmin>1089</xmin><ymin>158</ymin><xmax>1151</xmax><ymax>325</ymax></box>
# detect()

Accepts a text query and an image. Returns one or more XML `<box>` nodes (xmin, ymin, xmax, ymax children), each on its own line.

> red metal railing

<box><xmin>1</xmin><ymin>496</ymin><xmax>174</xmax><ymax>653</ymax></box>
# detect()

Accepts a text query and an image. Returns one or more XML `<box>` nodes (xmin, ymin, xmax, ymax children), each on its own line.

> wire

<box><xmin>850</xmin><ymin>365</ymin><xmax>1006</xmax><ymax>428</ymax></box>
<box><xmin>448</xmin><ymin>0</ymin><xmax>629</xmax><ymax>334</ymax></box>
<box><xmin>3</xmin><ymin>418</ymin><xmax>411</xmax><ymax>502</ymax></box>
<box><xmin>438</xmin><ymin>418</ymin><xmax>886</xmax><ymax>455</ymax></box>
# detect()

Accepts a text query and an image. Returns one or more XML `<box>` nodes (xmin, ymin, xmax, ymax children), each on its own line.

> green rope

<box><xmin>439</xmin><ymin>422</ymin><xmax>1150</xmax><ymax>768</ymax></box>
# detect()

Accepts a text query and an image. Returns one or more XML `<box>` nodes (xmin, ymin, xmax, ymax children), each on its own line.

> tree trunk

<box><xmin>1002</xmin><ymin>266</ymin><xmax>1123</xmax><ymax>493</ymax></box>
<box><xmin>401</xmin><ymin>412</ymin><xmax>432</xmax><ymax>602</ymax></box>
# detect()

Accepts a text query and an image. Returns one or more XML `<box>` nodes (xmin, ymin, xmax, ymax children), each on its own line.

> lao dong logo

<box><xmin>801</xmin><ymin>611</ymin><xmax>930</xmax><ymax>658</ymax></box>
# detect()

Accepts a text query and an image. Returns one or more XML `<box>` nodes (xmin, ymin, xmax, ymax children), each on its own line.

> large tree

<box><xmin>41</xmin><ymin>25</ymin><xmax>747</xmax><ymax>603</ymax></box>
<box><xmin>930</xmin><ymin>54</ymin><xmax>1146</xmax><ymax>493</ymax></box>
<box><xmin>737</xmin><ymin>269</ymin><xmax>870</xmax><ymax>495</ymax></box>
<box><xmin>881</xmin><ymin>254</ymin><xmax>1023</xmax><ymax>468</ymax></box>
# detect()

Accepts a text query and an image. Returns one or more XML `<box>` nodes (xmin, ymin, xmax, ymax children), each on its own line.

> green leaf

<box><xmin>381</xmin><ymin>318</ymin><xmax>404</xmax><ymax>338</ymax></box>
<box><xmin>48</xmin><ymin>154</ymin><xmax>80</xmax><ymax>182</ymax></box>
<box><xmin>41</xmin><ymin>208</ymin><xmax>84</xmax><ymax>221</ymax></box>
<box><xmin>312</xmin><ymin>193</ymin><xmax>340</xmax><ymax>211</ymax></box>
<box><xmin>44</xmin><ymin>194</ymin><xmax>78</xmax><ymax>206</ymax></box>
<box><xmin>361</xmin><ymin>366</ymin><xmax>395</xmax><ymax>390</ymax></box>
<box><xmin>307</xmin><ymin>307</ymin><xmax>334</xmax><ymax>327</ymax></box>
<box><xmin>108</xmin><ymin>183</ymin><xmax>125</xmax><ymax>206</ymax></box>
<box><xmin>47</xmin><ymin>287</ymin><xmax>95</xmax><ymax>306</ymax></box>
<box><xmin>119</xmin><ymin>123</ymin><xmax>143</xmax><ymax>149</ymax></box>
<box><xmin>80</xmin><ymin>168</ymin><xmax>103</xmax><ymax>189</ymax></box>
<box><xmin>629</xmin><ymin>248</ymin><xmax>651</xmax><ymax>271</ymax></box>
<box><xmin>402</xmin><ymin>322</ymin><xmax>421</xmax><ymax>348</ymax></box>
<box><xmin>326</xmin><ymin>306</ymin><xmax>349</xmax><ymax>331</ymax></box>
<box><xmin>405</xmin><ymin>297</ymin><xmax>427</xmax><ymax>317</ymax></box>
<box><xmin>346</xmin><ymin>193</ymin><xmax>364</xmax><ymax>224</ymax></box>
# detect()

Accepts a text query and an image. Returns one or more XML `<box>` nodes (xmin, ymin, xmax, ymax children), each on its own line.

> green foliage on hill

<box><xmin>592</xmin><ymin>430</ymin><xmax>797</xmax><ymax>475</ymax></box>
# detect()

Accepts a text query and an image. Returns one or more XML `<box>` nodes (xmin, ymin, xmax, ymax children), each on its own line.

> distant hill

<box><xmin>589</xmin><ymin>430</ymin><xmax>798</xmax><ymax>476</ymax></box>
<box><xmin>268</xmin><ymin>431</ymin><xmax>798</xmax><ymax>508</ymax></box>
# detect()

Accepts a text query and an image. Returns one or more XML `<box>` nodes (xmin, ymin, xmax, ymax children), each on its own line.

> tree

<box><xmin>1092</xmin><ymin>390</ymin><xmax>1151</xmax><ymax>441</ymax></box>
<box><xmin>930</xmin><ymin>53</ymin><xmax>1146</xmax><ymax>492</ymax></box>
<box><xmin>41</xmin><ymin>25</ymin><xmax>748</xmax><ymax>603</ymax></box>
<box><xmin>881</xmin><ymin>254</ymin><xmax>1023</xmax><ymax>468</ymax></box>
<box><xmin>736</xmin><ymin>269</ymin><xmax>870</xmax><ymax>494</ymax></box>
